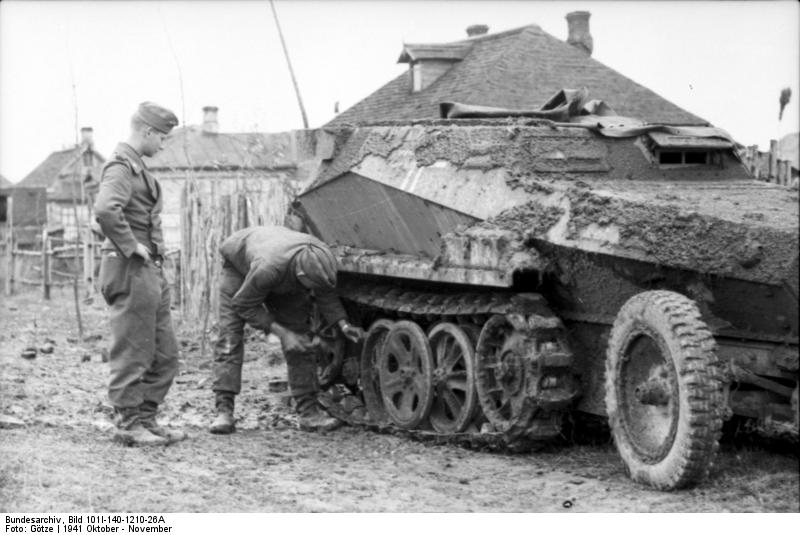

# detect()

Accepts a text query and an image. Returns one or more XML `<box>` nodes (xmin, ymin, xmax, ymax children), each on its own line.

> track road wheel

<box><xmin>378</xmin><ymin>320</ymin><xmax>435</xmax><ymax>429</ymax></box>
<box><xmin>475</xmin><ymin>315</ymin><xmax>535</xmax><ymax>438</ymax></box>
<box><xmin>605</xmin><ymin>290</ymin><xmax>724</xmax><ymax>490</ymax></box>
<box><xmin>359</xmin><ymin>319</ymin><xmax>394</xmax><ymax>424</ymax></box>
<box><xmin>428</xmin><ymin>323</ymin><xmax>479</xmax><ymax>433</ymax></box>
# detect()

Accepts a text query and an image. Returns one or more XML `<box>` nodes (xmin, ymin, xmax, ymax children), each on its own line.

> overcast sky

<box><xmin>0</xmin><ymin>0</ymin><xmax>798</xmax><ymax>182</ymax></box>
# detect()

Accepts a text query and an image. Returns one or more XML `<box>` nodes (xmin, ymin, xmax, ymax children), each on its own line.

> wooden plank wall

<box><xmin>179</xmin><ymin>176</ymin><xmax>295</xmax><ymax>340</ymax></box>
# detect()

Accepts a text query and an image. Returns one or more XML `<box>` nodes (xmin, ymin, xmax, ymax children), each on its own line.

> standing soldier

<box><xmin>209</xmin><ymin>225</ymin><xmax>364</xmax><ymax>434</ymax></box>
<box><xmin>94</xmin><ymin>102</ymin><xmax>186</xmax><ymax>446</ymax></box>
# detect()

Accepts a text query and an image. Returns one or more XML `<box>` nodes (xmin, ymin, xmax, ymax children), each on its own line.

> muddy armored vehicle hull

<box><xmin>296</xmin><ymin>115</ymin><xmax>798</xmax><ymax>490</ymax></box>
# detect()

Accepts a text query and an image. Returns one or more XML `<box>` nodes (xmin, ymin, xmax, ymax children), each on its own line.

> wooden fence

<box><xmin>178</xmin><ymin>176</ymin><xmax>296</xmax><ymax>338</ymax></box>
<box><xmin>4</xmin><ymin>229</ymin><xmax>100</xmax><ymax>298</ymax></box>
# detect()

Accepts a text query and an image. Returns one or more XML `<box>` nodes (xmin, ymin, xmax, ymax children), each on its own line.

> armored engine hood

<box><xmin>297</xmin><ymin>120</ymin><xmax>798</xmax><ymax>294</ymax></box>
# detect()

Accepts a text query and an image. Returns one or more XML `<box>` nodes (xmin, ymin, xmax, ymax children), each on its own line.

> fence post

<box><xmin>42</xmin><ymin>229</ymin><xmax>51</xmax><ymax>299</ymax></box>
<box><xmin>84</xmin><ymin>227</ymin><xmax>96</xmax><ymax>293</ymax></box>
<box><xmin>237</xmin><ymin>193</ymin><xmax>248</xmax><ymax>230</ymax></box>
<box><xmin>180</xmin><ymin>181</ymin><xmax>189</xmax><ymax>318</ymax></box>
<box><xmin>768</xmin><ymin>140</ymin><xmax>778</xmax><ymax>181</ymax></box>
<box><xmin>4</xmin><ymin>201</ymin><xmax>13</xmax><ymax>297</ymax></box>
<box><xmin>4</xmin><ymin>237</ymin><xmax>11</xmax><ymax>297</ymax></box>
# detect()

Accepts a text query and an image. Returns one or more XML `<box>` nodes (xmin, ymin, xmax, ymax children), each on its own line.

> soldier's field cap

<box><xmin>136</xmin><ymin>101</ymin><xmax>178</xmax><ymax>134</ymax></box>
<box><xmin>295</xmin><ymin>245</ymin><xmax>338</xmax><ymax>290</ymax></box>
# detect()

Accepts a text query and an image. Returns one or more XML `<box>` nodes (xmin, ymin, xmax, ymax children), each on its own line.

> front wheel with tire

<box><xmin>605</xmin><ymin>290</ymin><xmax>725</xmax><ymax>490</ymax></box>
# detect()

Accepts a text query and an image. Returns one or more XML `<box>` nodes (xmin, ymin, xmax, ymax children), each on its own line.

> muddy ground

<box><xmin>1</xmin><ymin>288</ymin><xmax>797</xmax><ymax>513</ymax></box>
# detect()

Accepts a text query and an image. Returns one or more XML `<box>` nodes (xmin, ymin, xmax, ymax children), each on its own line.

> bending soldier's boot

<box><xmin>209</xmin><ymin>391</ymin><xmax>236</xmax><ymax>434</ymax></box>
<box><xmin>139</xmin><ymin>400</ymin><xmax>187</xmax><ymax>443</ymax></box>
<box><xmin>112</xmin><ymin>407</ymin><xmax>167</xmax><ymax>446</ymax></box>
<box><xmin>295</xmin><ymin>394</ymin><xmax>343</xmax><ymax>432</ymax></box>
<box><xmin>285</xmin><ymin>350</ymin><xmax>342</xmax><ymax>432</ymax></box>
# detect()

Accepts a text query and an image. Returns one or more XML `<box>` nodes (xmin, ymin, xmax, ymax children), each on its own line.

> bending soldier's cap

<box><xmin>136</xmin><ymin>101</ymin><xmax>179</xmax><ymax>134</ymax></box>
<box><xmin>295</xmin><ymin>245</ymin><xmax>338</xmax><ymax>290</ymax></box>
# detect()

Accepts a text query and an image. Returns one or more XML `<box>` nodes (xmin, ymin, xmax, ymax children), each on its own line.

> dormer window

<box><xmin>644</xmin><ymin>132</ymin><xmax>733</xmax><ymax>168</ymax></box>
<box><xmin>398</xmin><ymin>43</ymin><xmax>471</xmax><ymax>93</ymax></box>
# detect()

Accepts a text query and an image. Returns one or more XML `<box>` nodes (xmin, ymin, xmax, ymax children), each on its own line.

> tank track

<box><xmin>318</xmin><ymin>394</ymin><xmax>545</xmax><ymax>453</ymax></box>
<box><xmin>337</xmin><ymin>280</ymin><xmax>554</xmax><ymax>321</ymax></box>
<box><xmin>331</xmin><ymin>279</ymin><xmax>578</xmax><ymax>451</ymax></box>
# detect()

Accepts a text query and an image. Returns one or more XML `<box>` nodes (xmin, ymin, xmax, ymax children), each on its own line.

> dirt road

<box><xmin>1</xmin><ymin>289</ymin><xmax>797</xmax><ymax>512</ymax></box>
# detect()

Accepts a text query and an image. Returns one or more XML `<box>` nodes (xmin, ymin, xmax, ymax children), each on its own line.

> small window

<box><xmin>645</xmin><ymin>132</ymin><xmax>730</xmax><ymax>168</ymax></box>
<box><xmin>411</xmin><ymin>63</ymin><xmax>422</xmax><ymax>92</ymax></box>
<box><xmin>684</xmin><ymin>151</ymin><xmax>709</xmax><ymax>164</ymax></box>
<box><xmin>657</xmin><ymin>150</ymin><xmax>710</xmax><ymax>165</ymax></box>
<box><xmin>659</xmin><ymin>151</ymin><xmax>683</xmax><ymax>165</ymax></box>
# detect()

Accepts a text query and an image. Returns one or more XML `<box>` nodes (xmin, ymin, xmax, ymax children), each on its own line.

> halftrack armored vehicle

<box><xmin>295</xmin><ymin>92</ymin><xmax>798</xmax><ymax>490</ymax></box>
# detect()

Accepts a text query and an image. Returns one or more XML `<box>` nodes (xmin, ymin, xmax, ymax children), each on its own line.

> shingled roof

<box><xmin>0</xmin><ymin>174</ymin><xmax>13</xmax><ymax>190</ymax></box>
<box><xmin>146</xmin><ymin>126</ymin><xmax>296</xmax><ymax>171</ymax></box>
<box><xmin>17</xmin><ymin>146</ymin><xmax>105</xmax><ymax>202</ymax></box>
<box><xmin>327</xmin><ymin>24</ymin><xmax>707</xmax><ymax>127</ymax></box>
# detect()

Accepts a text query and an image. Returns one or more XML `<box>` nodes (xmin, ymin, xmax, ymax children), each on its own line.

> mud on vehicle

<box><xmin>294</xmin><ymin>98</ymin><xmax>798</xmax><ymax>491</ymax></box>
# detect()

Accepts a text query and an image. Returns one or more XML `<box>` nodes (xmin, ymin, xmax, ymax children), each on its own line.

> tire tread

<box><xmin>605</xmin><ymin>290</ymin><xmax>725</xmax><ymax>490</ymax></box>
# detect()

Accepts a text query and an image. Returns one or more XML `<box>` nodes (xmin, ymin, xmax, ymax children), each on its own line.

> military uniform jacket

<box><xmin>94</xmin><ymin>142</ymin><xmax>165</xmax><ymax>258</ymax></box>
<box><xmin>220</xmin><ymin>225</ymin><xmax>347</xmax><ymax>332</ymax></box>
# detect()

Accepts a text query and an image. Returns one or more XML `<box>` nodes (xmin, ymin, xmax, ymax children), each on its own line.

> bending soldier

<box><xmin>210</xmin><ymin>225</ymin><xmax>364</xmax><ymax>434</ymax></box>
<box><xmin>94</xmin><ymin>102</ymin><xmax>186</xmax><ymax>446</ymax></box>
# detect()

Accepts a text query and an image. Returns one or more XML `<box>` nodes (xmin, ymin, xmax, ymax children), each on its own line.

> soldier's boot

<box><xmin>209</xmin><ymin>391</ymin><xmax>236</xmax><ymax>435</ymax></box>
<box><xmin>295</xmin><ymin>394</ymin><xmax>343</xmax><ymax>432</ymax></box>
<box><xmin>139</xmin><ymin>401</ymin><xmax>187</xmax><ymax>444</ymax></box>
<box><xmin>112</xmin><ymin>407</ymin><xmax>167</xmax><ymax>447</ymax></box>
<box><xmin>285</xmin><ymin>352</ymin><xmax>342</xmax><ymax>432</ymax></box>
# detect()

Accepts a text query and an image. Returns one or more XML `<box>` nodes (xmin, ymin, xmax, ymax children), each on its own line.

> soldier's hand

<box><xmin>339</xmin><ymin>321</ymin><xmax>364</xmax><ymax>343</ymax></box>
<box><xmin>133</xmin><ymin>242</ymin><xmax>152</xmax><ymax>261</ymax></box>
<box><xmin>274</xmin><ymin>325</ymin><xmax>317</xmax><ymax>354</ymax></box>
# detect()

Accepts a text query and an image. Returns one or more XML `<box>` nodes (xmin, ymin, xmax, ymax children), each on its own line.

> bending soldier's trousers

<box><xmin>100</xmin><ymin>253</ymin><xmax>179</xmax><ymax>409</ymax></box>
<box><xmin>213</xmin><ymin>261</ymin><xmax>318</xmax><ymax>398</ymax></box>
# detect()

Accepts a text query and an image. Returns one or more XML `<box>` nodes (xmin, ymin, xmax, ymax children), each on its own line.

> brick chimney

<box><xmin>466</xmin><ymin>24</ymin><xmax>489</xmax><ymax>37</ymax></box>
<box><xmin>80</xmin><ymin>127</ymin><xmax>94</xmax><ymax>148</ymax></box>
<box><xmin>566</xmin><ymin>11</ymin><xmax>593</xmax><ymax>55</ymax></box>
<box><xmin>202</xmin><ymin>106</ymin><xmax>219</xmax><ymax>134</ymax></box>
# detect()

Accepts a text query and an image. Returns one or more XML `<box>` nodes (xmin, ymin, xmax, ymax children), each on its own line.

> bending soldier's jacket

<box><xmin>220</xmin><ymin>226</ymin><xmax>346</xmax><ymax>332</ymax></box>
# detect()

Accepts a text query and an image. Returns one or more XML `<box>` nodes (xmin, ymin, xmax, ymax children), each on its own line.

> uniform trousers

<box><xmin>213</xmin><ymin>261</ymin><xmax>318</xmax><ymax>398</ymax></box>
<box><xmin>99</xmin><ymin>253</ymin><xmax>179</xmax><ymax>409</ymax></box>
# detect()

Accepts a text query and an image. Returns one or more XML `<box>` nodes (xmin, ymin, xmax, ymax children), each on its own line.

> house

<box><xmin>1</xmin><ymin>172</ymin><xmax>54</xmax><ymax>249</ymax></box>
<box><xmin>143</xmin><ymin>106</ymin><xmax>329</xmax><ymax>320</ymax></box>
<box><xmin>0</xmin><ymin>175</ymin><xmax>11</xmax><ymax>229</ymax></box>
<box><xmin>15</xmin><ymin>127</ymin><xmax>105</xmax><ymax>240</ymax></box>
<box><xmin>1</xmin><ymin>181</ymin><xmax>48</xmax><ymax>283</ymax></box>
<box><xmin>0</xmin><ymin>174</ymin><xmax>13</xmax><ymax>244</ymax></box>
<box><xmin>739</xmin><ymin>133</ymin><xmax>799</xmax><ymax>187</ymax></box>
<box><xmin>145</xmin><ymin>106</ymin><xmax>323</xmax><ymax>250</ymax></box>
<box><xmin>778</xmin><ymin>132</ymin><xmax>799</xmax><ymax>182</ymax></box>
<box><xmin>327</xmin><ymin>11</ymin><xmax>706</xmax><ymax>127</ymax></box>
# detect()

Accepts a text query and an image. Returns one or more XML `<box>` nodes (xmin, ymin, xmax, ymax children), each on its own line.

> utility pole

<box><xmin>67</xmin><ymin>35</ymin><xmax>84</xmax><ymax>339</ymax></box>
<box><xmin>269</xmin><ymin>0</ymin><xmax>309</xmax><ymax>128</ymax></box>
